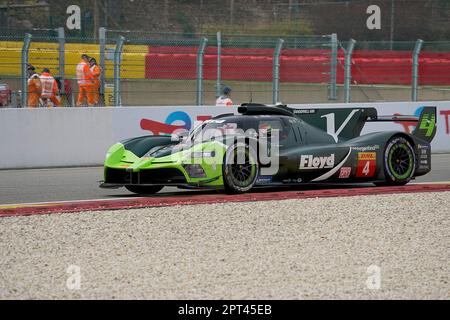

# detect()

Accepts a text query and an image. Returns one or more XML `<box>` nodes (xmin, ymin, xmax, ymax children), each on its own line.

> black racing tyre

<box><xmin>125</xmin><ymin>185</ymin><xmax>164</xmax><ymax>194</ymax></box>
<box><xmin>377</xmin><ymin>136</ymin><xmax>416</xmax><ymax>186</ymax></box>
<box><xmin>222</xmin><ymin>143</ymin><xmax>259</xmax><ymax>194</ymax></box>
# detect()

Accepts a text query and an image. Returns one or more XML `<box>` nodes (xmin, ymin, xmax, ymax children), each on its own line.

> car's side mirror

<box><xmin>171</xmin><ymin>129</ymin><xmax>189</xmax><ymax>142</ymax></box>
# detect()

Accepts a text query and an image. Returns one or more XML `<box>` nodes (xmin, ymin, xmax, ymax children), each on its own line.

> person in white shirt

<box><xmin>215</xmin><ymin>86</ymin><xmax>233</xmax><ymax>106</ymax></box>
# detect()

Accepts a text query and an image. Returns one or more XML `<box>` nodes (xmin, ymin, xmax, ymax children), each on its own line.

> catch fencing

<box><xmin>0</xmin><ymin>28</ymin><xmax>450</xmax><ymax>107</ymax></box>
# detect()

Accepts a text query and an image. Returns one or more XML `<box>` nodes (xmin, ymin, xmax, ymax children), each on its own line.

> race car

<box><xmin>100</xmin><ymin>104</ymin><xmax>437</xmax><ymax>194</ymax></box>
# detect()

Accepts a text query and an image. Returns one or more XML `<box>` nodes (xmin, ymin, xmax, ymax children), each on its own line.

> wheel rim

<box><xmin>388</xmin><ymin>143</ymin><xmax>414</xmax><ymax>180</ymax></box>
<box><xmin>227</xmin><ymin>148</ymin><xmax>257</xmax><ymax>188</ymax></box>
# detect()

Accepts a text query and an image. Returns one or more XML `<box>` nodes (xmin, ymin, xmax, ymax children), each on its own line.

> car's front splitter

<box><xmin>99</xmin><ymin>175</ymin><xmax>222</xmax><ymax>190</ymax></box>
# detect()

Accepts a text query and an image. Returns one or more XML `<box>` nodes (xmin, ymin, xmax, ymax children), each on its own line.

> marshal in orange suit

<box><xmin>27</xmin><ymin>64</ymin><xmax>42</xmax><ymax>108</ymax></box>
<box><xmin>76</xmin><ymin>54</ymin><xmax>95</xmax><ymax>107</ymax></box>
<box><xmin>89</xmin><ymin>57</ymin><xmax>102</xmax><ymax>106</ymax></box>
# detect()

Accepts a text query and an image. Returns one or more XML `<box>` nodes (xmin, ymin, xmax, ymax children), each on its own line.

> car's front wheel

<box><xmin>222</xmin><ymin>143</ymin><xmax>259</xmax><ymax>194</ymax></box>
<box><xmin>377</xmin><ymin>136</ymin><xmax>416</xmax><ymax>186</ymax></box>
<box><xmin>125</xmin><ymin>185</ymin><xmax>164</xmax><ymax>194</ymax></box>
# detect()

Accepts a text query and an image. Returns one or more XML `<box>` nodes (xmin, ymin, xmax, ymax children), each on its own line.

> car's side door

<box><xmin>273</xmin><ymin>118</ymin><xmax>306</xmax><ymax>181</ymax></box>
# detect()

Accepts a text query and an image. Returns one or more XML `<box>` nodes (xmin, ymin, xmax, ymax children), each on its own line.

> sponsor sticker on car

<box><xmin>352</xmin><ymin>145</ymin><xmax>380</xmax><ymax>152</ymax></box>
<box><xmin>299</xmin><ymin>154</ymin><xmax>335</xmax><ymax>170</ymax></box>
<box><xmin>339</xmin><ymin>167</ymin><xmax>352</xmax><ymax>179</ymax></box>
<box><xmin>256</xmin><ymin>176</ymin><xmax>273</xmax><ymax>184</ymax></box>
<box><xmin>417</xmin><ymin>144</ymin><xmax>431</xmax><ymax>169</ymax></box>
<box><xmin>356</xmin><ymin>152</ymin><xmax>376</xmax><ymax>177</ymax></box>
<box><xmin>292</xmin><ymin>109</ymin><xmax>316</xmax><ymax>114</ymax></box>
<box><xmin>282</xmin><ymin>178</ymin><xmax>303</xmax><ymax>184</ymax></box>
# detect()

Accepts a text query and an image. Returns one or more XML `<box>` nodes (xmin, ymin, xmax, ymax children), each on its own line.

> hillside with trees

<box><xmin>1</xmin><ymin>0</ymin><xmax>449</xmax><ymax>41</ymax></box>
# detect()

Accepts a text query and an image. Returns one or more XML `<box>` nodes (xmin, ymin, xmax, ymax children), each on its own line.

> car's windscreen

<box><xmin>190</xmin><ymin>119</ymin><xmax>254</xmax><ymax>142</ymax></box>
<box><xmin>189</xmin><ymin>117</ymin><xmax>297</xmax><ymax>145</ymax></box>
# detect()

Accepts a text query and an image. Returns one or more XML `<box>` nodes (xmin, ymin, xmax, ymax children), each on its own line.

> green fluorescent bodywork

<box><xmin>104</xmin><ymin>141</ymin><xmax>228</xmax><ymax>187</ymax></box>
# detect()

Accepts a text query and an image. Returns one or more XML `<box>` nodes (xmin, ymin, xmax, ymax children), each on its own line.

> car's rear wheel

<box><xmin>222</xmin><ymin>143</ymin><xmax>259</xmax><ymax>194</ymax></box>
<box><xmin>376</xmin><ymin>136</ymin><xmax>415</xmax><ymax>186</ymax></box>
<box><xmin>125</xmin><ymin>185</ymin><xmax>164</xmax><ymax>194</ymax></box>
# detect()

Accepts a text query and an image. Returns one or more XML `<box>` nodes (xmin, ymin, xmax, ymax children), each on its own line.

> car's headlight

<box><xmin>183</xmin><ymin>164</ymin><xmax>207</xmax><ymax>178</ymax></box>
<box><xmin>191</xmin><ymin>151</ymin><xmax>216</xmax><ymax>158</ymax></box>
<box><xmin>144</xmin><ymin>146</ymin><xmax>165</xmax><ymax>158</ymax></box>
<box><xmin>105</xmin><ymin>152</ymin><xmax>111</xmax><ymax>160</ymax></box>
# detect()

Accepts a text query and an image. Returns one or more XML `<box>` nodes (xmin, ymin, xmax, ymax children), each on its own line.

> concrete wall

<box><xmin>0</xmin><ymin>108</ymin><xmax>114</xmax><ymax>168</ymax></box>
<box><xmin>0</xmin><ymin>101</ymin><xmax>449</xmax><ymax>169</ymax></box>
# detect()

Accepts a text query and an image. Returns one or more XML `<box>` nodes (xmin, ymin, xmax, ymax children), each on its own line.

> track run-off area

<box><xmin>0</xmin><ymin>156</ymin><xmax>449</xmax><ymax>299</ymax></box>
<box><xmin>0</xmin><ymin>191</ymin><xmax>448</xmax><ymax>299</ymax></box>
<box><xmin>0</xmin><ymin>183</ymin><xmax>449</xmax><ymax>218</ymax></box>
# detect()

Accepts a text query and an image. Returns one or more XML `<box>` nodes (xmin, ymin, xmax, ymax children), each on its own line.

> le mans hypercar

<box><xmin>100</xmin><ymin>104</ymin><xmax>437</xmax><ymax>194</ymax></box>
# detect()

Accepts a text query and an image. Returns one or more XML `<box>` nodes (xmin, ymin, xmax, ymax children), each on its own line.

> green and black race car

<box><xmin>100</xmin><ymin>104</ymin><xmax>437</xmax><ymax>194</ymax></box>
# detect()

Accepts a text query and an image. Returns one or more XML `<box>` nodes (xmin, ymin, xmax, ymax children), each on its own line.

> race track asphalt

<box><xmin>0</xmin><ymin>154</ymin><xmax>449</xmax><ymax>205</ymax></box>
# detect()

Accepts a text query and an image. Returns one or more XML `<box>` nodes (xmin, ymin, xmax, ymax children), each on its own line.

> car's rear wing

<box><xmin>289</xmin><ymin>105</ymin><xmax>437</xmax><ymax>142</ymax></box>
<box><xmin>366</xmin><ymin>115</ymin><xmax>420</xmax><ymax>122</ymax></box>
<box><xmin>413</xmin><ymin>107</ymin><xmax>437</xmax><ymax>142</ymax></box>
<box><xmin>366</xmin><ymin>106</ymin><xmax>437</xmax><ymax>142</ymax></box>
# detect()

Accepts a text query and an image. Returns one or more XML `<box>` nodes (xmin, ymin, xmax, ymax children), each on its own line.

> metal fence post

<box><xmin>21</xmin><ymin>33</ymin><xmax>32</xmax><ymax>108</ymax></box>
<box><xmin>196</xmin><ymin>37</ymin><xmax>208</xmax><ymax>106</ymax></box>
<box><xmin>114</xmin><ymin>35</ymin><xmax>125</xmax><ymax>107</ymax></box>
<box><xmin>57</xmin><ymin>27</ymin><xmax>66</xmax><ymax>105</ymax></box>
<box><xmin>216</xmin><ymin>31</ymin><xmax>222</xmax><ymax>98</ymax></box>
<box><xmin>411</xmin><ymin>39</ymin><xmax>424</xmax><ymax>102</ymax></box>
<box><xmin>99</xmin><ymin>27</ymin><xmax>106</xmax><ymax>102</ymax></box>
<box><xmin>272</xmin><ymin>38</ymin><xmax>284</xmax><ymax>104</ymax></box>
<box><xmin>329</xmin><ymin>33</ymin><xmax>338</xmax><ymax>100</ymax></box>
<box><xmin>344</xmin><ymin>39</ymin><xmax>356</xmax><ymax>103</ymax></box>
